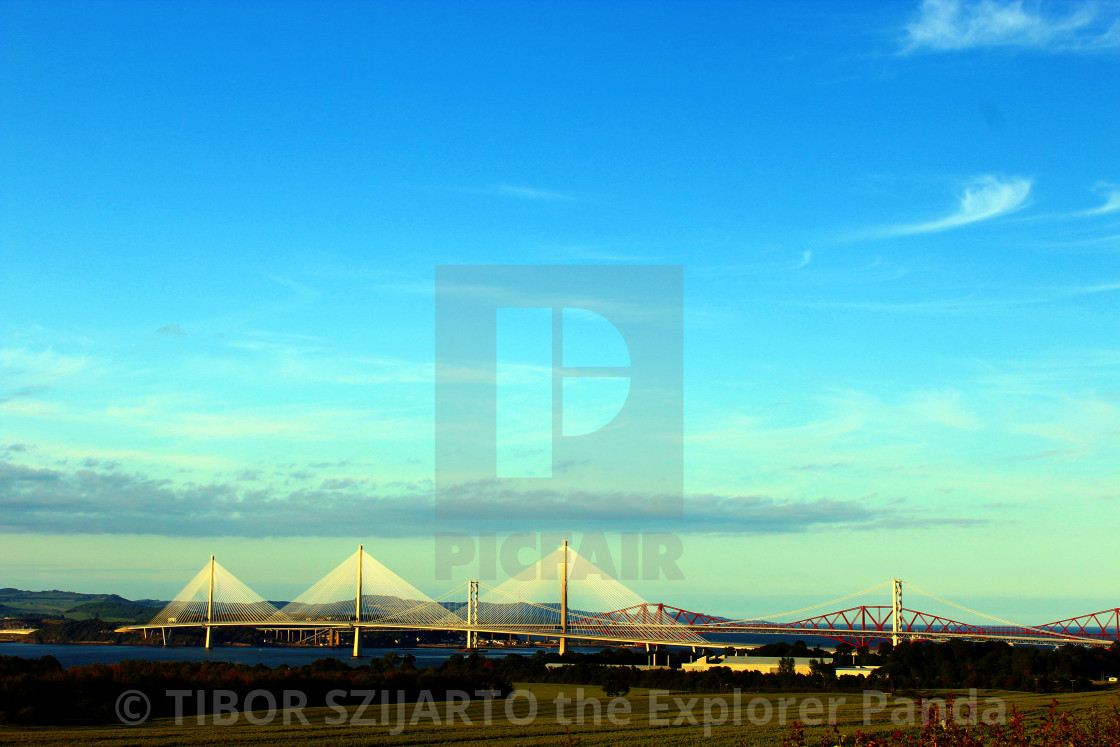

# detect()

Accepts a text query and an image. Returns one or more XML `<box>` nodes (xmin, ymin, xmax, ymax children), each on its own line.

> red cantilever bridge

<box><xmin>122</xmin><ymin>544</ymin><xmax>1119</xmax><ymax>655</ymax></box>
<box><xmin>596</xmin><ymin>602</ymin><xmax>1120</xmax><ymax>649</ymax></box>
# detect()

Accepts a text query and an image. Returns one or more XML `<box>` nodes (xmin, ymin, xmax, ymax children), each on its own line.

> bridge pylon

<box><xmin>204</xmin><ymin>555</ymin><xmax>215</xmax><ymax>649</ymax></box>
<box><xmin>559</xmin><ymin>540</ymin><xmax>569</xmax><ymax>655</ymax></box>
<box><xmin>891</xmin><ymin>578</ymin><xmax>902</xmax><ymax>646</ymax></box>
<box><xmin>143</xmin><ymin>556</ymin><xmax>283</xmax><ymax>640</ymax></box>
<box><xmin>467</xmin><ymin>580</ymin><xmax>479</xmax><ymax>649</ymax></box>
<box><xmin>353</xmin><ymin>544</ymin><xmax>363</xmax><ymax>658</ymax></box>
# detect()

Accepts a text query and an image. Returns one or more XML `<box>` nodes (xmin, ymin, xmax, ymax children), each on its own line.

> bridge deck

<box><xmin>116</xmin><ymin>620</ymin><xmax>1110</xmax><ymax>648</ymax></box>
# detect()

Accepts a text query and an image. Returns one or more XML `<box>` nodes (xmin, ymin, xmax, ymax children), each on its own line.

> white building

<box><xmin>681</xmin><ymin>655</ymin><xmax>820</xmax><ymax>674</ymax></box>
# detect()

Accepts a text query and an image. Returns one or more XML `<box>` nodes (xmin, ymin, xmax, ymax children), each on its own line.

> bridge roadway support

<box><xmin>353</xmin><ymin>544</ymin><xmax>364</xmax><ymax>658</ymax></box>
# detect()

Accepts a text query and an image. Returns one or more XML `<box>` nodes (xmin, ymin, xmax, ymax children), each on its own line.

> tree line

<box><xmin>2</xmin><ymin>638</ymin><xmax>1117</xmax><ymax>725</ymax></box>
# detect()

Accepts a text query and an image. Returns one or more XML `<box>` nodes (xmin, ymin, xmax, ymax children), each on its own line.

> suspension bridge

<box><xmin>121</xmin><ymin>543</ymin><xmax>1120</xmax><ymax>656</ymax></box>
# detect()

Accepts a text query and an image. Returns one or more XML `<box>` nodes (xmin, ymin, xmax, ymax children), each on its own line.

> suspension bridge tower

<box><xmin>891</xmin><ymin>578</ymin><xmax>902</xmax><ymax>646</ymax></box>
<box><xmin>353</xmin><ymin>544</ymin><xmax>364</xmax><ymax>657</ymax></box>
<box><xmin>559</xmin><ymin>539</ymin><xmax>569</xmax><ymax>655</ymax></box>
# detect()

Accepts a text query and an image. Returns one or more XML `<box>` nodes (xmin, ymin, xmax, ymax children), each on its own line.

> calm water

<box><xmin>0</xmin><ymin>642</ymin><xmax>604</xmax><ymax>669</ymax></box>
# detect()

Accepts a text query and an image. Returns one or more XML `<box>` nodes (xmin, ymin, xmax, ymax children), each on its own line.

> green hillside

<box><xmin>0</xmin><ymin>603</ymin><xmax>37</xmax><ymax>618</ymax></box>
<box><xmin>65</xmin><ymin>601</ymin><xmax>155</xmax><ymax>623</ymax></box>
<box><xmin>0</xmin><ymin>588</ymin><xmax>165</xmax><ymax>620</ymax></box>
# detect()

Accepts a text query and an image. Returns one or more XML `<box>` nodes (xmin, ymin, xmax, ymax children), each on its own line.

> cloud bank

<box><xmin>0</xmin><ymin>458</ymin><xmax>981</xmax><ymax>537</ymax></box>
<box><xmin>904</xmin><ymin>0</ymin><xmax>1120</xmax><ymax>52</ymax></box>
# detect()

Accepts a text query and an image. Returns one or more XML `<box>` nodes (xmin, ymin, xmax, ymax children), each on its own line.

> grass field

<box><xmin>1</xmin><ymin>684</ymin><xmax>1118</xmax><ymax>746</ymax></box>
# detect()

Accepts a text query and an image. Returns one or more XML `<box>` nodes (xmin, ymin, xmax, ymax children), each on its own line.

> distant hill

<box><xmin>0</xmin><ymin>589</ymin><xmax>166</xmax><ymax>621</ymax></box>
<box><xmin>65</xmin><ymin>602</ymin><xmax>155</xmax><ymax>623</ymax></box>
<box><xmin>0</xmin><ymin>603</ymin><xmax>39</xmax><ymax>619</ymax></box>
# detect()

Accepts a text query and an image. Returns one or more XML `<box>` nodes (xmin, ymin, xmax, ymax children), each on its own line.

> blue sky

<box><xmin>2</xmin><ymin>0</ymin><xmax>1119</xmax><ymax>623</ymax></box>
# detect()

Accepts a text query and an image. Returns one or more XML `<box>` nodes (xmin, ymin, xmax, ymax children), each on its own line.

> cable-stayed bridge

<box><xmin>120</xmin><ymin>543</ymin><xmax>1119</xmax><ymax>655</ymax></box>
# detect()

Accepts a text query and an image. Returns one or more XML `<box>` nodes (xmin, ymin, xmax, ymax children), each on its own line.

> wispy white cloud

<box><xmin>908</xmin><ymin>390</ymin><xmax>983</xmax><ymax>430</ymax></box>
<box><xmin>798</xmin><ymin>296</ymin><xmax>1012</xmax><ymax>314</ymax></box>
<box><xmin>0</xmin><ymin>348</ymin><xmax>94</xmax><ymax>403</ymax></box>
<box><xmin>409</xmin><ymin>182</ymin><xmax>579</xmax><ymax>202</ymax></box>
<box><xmin>876</xmin><ymin>175</ymin><xmax>1032</xmax><ymax>237</ymax></box>
<box><xmin>266</xmin><ymin>274</ymin><xmax>320</xmax><ymax>304</ymax></box>
<box><xmin>545</xmin><ymin>245</ymin><xmax>652</xmax><ymax>263</ymax></box>
<box><xmin>1079</xmin><ymin>182</ymin><xmax>1120</xmax><ymax>215</ymax></box>
<box><xmin>693</xmin><ymin>250</ymin><xmax>816</xmax><ymax>278</ymax></box>
<box><xmin>1012</xmin><ymin>394</ymin><xmax>1120</xmax><ymax>449</ymax></box>
<box><xmin>1020</xmin><ymin>181</ymin><xmax>1120</xmax><ymax>224</ymax></box>
<box><xmin>903</xmin><ymin>0</ymin><xmax>1120</xmax><ymax>53</ymax></box>
<box><xmin>277</xmin><ymin>353</ymin><xmax>434</xmax><ymax>386</ymax></box>
<box><xmin>495</xmin><ymin>184</ymin><xmax>575</xmax><ymax>200</ymax></box>
<box><xmin>1072</xmin><ymin>280</ymin><xmax>1120</xmax><ymax>295</ymax></box>
<box><xmin>972</xmin><ymin>347</ymin><xmax>1120</xmax><ymax>395</ymax></box>
<box><xmin>0</xmin><ymin>348</ymin><xmax>92</xmax><ymax>381</ymax></box>
<box><xmin>1031</xmin><ymin>233</ymin><xmax>1120</xmax><ymax>251</ymax></box>
<box><xmin>798</xmin><ymin>278</ymin><xmax>1120</xmax><ymax>314</ymax></box>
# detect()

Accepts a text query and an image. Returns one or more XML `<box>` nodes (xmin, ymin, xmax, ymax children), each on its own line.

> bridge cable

<box><xmin>904</xmin><ymin>582</ymin><xmax>1102</xmax><ymax>644</ymax></box>
<box><xmin>720</xmin><ymin>580</ymin><xmax>893</xmax><ymax>626</ymax></box>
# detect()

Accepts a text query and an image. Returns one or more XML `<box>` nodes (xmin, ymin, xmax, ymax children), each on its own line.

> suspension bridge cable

<box><xmin>904</xmin><ymin>581</ymin><xmax>1101</xmax><ymax>644</ymax></box>
<box><xmin>473</xmin><ymin>547</ymin><xmax>706</xmax><ymax>642</ymax></box>
<box><xmin>721</xmin><ymin>580</ymin><xmax>893</xmax><ymax>626</ymax></box>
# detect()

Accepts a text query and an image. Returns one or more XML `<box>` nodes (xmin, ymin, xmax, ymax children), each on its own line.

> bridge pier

<box><xmin>353</xmin><ymin>626</ymin><xmax>362</xmax><ymax>658</ymax></box>
<box><xmin>204</xmin><ymin>625</ymin><xmax>211</xmax><ymax>649</ymax></box>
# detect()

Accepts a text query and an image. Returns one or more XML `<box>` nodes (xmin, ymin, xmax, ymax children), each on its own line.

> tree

<box><xmin>601</xmin><ymin>668</ymin><xmax>631</xmax><ymax>697</ymax></box>
<box><xmin>809</xmin><ymin>658</ymin><xmax>834</xmax><ymax>680</ymax></box>
<box><xmin>778</xmin><ymin>656</ymin><xmax>796</xmax><ymax>686</ymax></box>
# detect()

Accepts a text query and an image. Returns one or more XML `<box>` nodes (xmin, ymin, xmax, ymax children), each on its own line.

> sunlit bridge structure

<box><xmin>122</xmin><ymin>543</ymin><xmax>1119</xmax><ymax>654</ymax></box>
